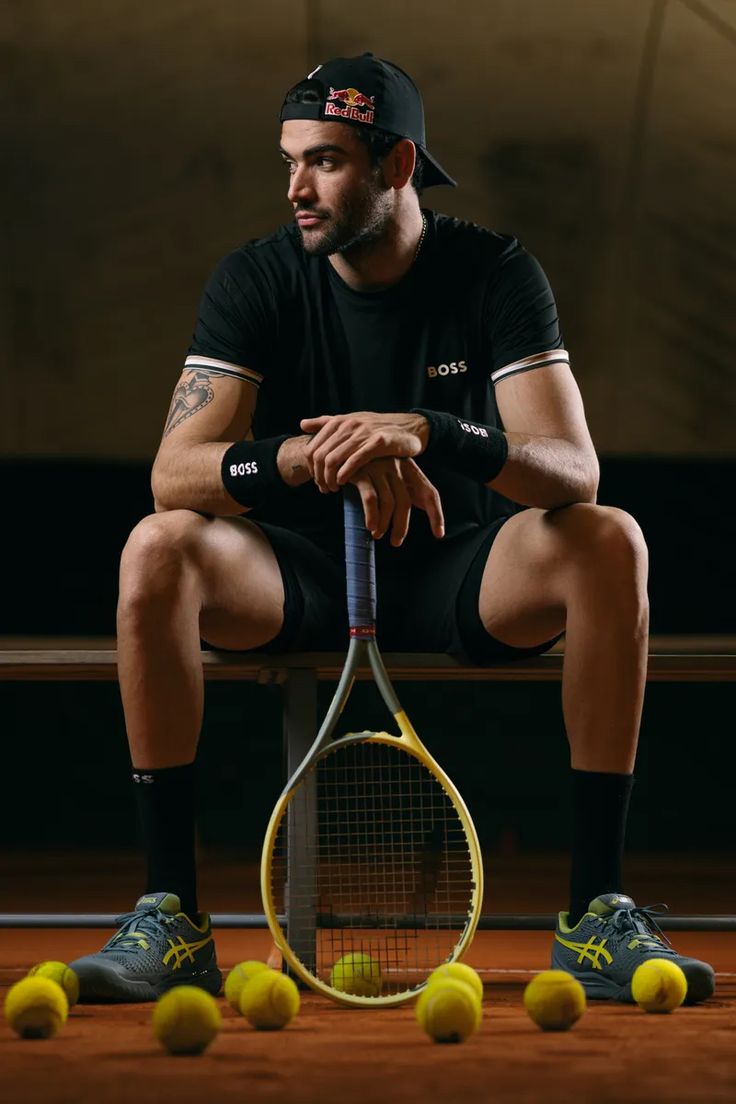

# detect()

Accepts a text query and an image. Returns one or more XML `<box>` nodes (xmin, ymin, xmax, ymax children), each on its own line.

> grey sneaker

<box><xmin>69</xmin><ymin>892</ymin><xmax>221</xmax><ymax>1003</ymax></box>
<box><xmin>551</xmin><ymin>893</ymin><xmax>715</xmax><ymax>1004</ymax></box>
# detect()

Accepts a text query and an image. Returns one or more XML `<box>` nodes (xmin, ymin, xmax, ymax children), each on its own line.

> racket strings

<box><xmin>271</xmin><ymin>739</ymin><xmax>475</xmax><ymax>995</ymax></box>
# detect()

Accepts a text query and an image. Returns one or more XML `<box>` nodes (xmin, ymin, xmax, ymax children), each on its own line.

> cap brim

<box><xmin>420</xmin><ymin>148</ymin><xmax>457</xmax><ymax>188</ymax></box>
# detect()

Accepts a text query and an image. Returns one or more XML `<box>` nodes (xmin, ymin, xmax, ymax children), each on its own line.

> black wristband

<box><xmin>411</xmin><ymin>409</ymin><xmax>508</xmax><ymax>483</ymax></box>
<box><xmin>221</xmin><ymin>436</ymin><xmax>291</xmax><ymax>508</ymax></box>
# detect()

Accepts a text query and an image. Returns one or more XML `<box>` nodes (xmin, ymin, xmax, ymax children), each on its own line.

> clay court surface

<box><xmin>2</xmin><ymin>852</ymin><xmax>735</xmax><ymax>1104</ymax></box>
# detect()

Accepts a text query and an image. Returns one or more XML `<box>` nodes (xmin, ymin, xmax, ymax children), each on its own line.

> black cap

<box><xmin>280</xmin><ymin>53</ymin><xmax>456</xmax><ymax>189</ymax></box>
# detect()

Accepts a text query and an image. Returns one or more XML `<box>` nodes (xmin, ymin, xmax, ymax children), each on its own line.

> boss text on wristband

<box><xmin>410</xmin><ymin>409</ymin><xmax>508</xmax><ymax>483</ymax></box>
<box><xmin>221</xmin><ymin>436</ymin><xmax>291</xmax><ymax>508</ymax></box>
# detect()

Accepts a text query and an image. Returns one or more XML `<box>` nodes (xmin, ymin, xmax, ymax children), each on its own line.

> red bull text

<box><xmin>325</xmin><ymin>86</ymin><xmax>375</xmax><ymax>124</ymax></box>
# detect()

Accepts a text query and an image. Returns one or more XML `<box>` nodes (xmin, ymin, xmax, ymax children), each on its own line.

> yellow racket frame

<box><xmin>260</xmin><ymin>705</ymin><xmax>484</xmax><ymax>1007</ymax></box>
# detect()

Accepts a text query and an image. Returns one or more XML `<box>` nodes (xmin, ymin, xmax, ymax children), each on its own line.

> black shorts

<box><xmin>254</xmin><ymin>518</ymin><xmax>562</xmax><ymax>664</ymax></box>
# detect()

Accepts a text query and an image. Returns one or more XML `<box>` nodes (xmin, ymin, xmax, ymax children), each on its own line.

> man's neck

<box><xmin>328</xmin><ymin>207</ymin><xmax>425</xmax><ymax>292</ymax></box>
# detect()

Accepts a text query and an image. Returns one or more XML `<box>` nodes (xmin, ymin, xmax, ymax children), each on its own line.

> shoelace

<box><xmin>599</xmin><ymin>903</ymin><xmax>674</xmax><ymax>953</ymax></box>
<box><xmin>102</xmin><ymin>907</ymin><xmax>177</xmax><ymax>954</ymax></box>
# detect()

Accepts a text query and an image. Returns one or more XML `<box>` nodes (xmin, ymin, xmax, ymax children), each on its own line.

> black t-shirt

<box><xmin>185</xmin><ymin>211</ymin><xmax>567</xmax><ymax>560</ymax></box>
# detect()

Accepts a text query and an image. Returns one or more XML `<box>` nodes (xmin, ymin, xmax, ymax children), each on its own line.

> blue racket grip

<box><xmin>343</xmin><ymin>486</ymin><xmax>376</xmax><ymax>631</ymax></box>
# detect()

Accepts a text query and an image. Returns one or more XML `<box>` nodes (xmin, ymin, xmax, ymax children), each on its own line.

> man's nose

<box><xmin>288</xmin><ymin>165</ymin><xmax>315</xmax><ymax>205</ymax></box>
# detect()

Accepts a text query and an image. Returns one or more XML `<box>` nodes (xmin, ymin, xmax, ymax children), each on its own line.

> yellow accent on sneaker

<box><xmin>628</xmin><ymin>937</ymin><xmax>665</xmax><ymax>951</ymax></box>
<box><xmin>554</xmin><ymin>933</ymin><xmax>613</xmax><ymax>970</ymax></box>
<box><xmin>111</xmin><ymin>931</ymin><xmax>150</xmax><ymax>951</ymax></box>
<box><xmin>163</xmin><ymin>934</ymin><xmax>215</xmax><ymax>970</ymax></box>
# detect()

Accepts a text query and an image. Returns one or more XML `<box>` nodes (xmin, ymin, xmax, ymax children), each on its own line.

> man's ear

<box><xmin>381</xmin><ymin>139</ymin><xmax>416</xmax><ymax>190</ymax></box>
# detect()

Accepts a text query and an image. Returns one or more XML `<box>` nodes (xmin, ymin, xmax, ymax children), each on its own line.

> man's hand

<box><xmin>300</xmin><ymin>412</ymin><xmax>430</xmax><ymax>492</ymax></box>
<box><xmin>349</xmin><ymin>457</ymin><xmax>444</xmax><ymax>546</ymax></box>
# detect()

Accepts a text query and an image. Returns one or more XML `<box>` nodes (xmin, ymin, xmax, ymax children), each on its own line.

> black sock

<box><xmin>132</xmin><ymin>762</ymin><xmax>199</xmax><ymax>919</ymax></box>
<box><xmin>568</xmin><ymin>768</ymin><xmax>634</xmax><ymax>927</ymax></box>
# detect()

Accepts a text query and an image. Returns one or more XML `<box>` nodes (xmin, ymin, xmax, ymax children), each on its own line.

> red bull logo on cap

<box><xmin>325</xmin><ymin>86</ymin><xmax>375</xmax><ymax>124</ymax></box>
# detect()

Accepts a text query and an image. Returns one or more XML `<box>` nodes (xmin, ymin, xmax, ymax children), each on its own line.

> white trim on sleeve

<box><xmin>184</xmin><ymin>355</ymin><xmax>263</xmax><ymax>386</ymax></box>
<box><xmin>491</xmin><ymin>348</ymin><xmax>570</xmax><ymax>385</ymax></box>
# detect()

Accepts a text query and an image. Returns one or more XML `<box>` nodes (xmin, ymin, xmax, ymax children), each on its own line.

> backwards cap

<box><xmin>280</xmin><ymin>52</ymin><xmax>456</xmax><ymax>189</ymax></box>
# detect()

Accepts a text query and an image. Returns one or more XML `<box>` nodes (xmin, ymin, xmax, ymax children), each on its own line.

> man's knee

<box><xmin>119</xmin><ymin>510</ymin><xmax>207</xmax><ymax>609</ymax></box>
<box><xmin>553</xmin><ymin>503</ymin><xmax>648</xmax><ymax>585</ymax></box>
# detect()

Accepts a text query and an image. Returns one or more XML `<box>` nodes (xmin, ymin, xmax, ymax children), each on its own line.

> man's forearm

<box><xmin>151</xmin><ymin>435</ymin><xmax>313</xmax><ymax>514</ymax></box>
<box><xmin>276</xmin><ymin>435</ymin><xmax>314</xmax><ymax>487</ymax></box>
<box><xmin>412</xmin><ymin>409</ymin><xmax>598</xmax><ymax>509</ymax></box>
<box><xmin>152</xmin><ymin>442</ymin><xmax>238</xmax><ymax>514</ymax></box>
<box><xmin>490</xmin><ymin>432</ymin><xmax>599</xmax><ymax>509</ymax></box>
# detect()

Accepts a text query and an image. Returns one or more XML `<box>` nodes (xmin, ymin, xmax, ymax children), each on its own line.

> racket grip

<box><xmin>343</xmin><ymin>486</ymin><xmax>377</xmax><ymax>632</ymax></box>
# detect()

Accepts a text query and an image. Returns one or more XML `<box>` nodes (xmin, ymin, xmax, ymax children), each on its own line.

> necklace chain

<box><xmin>413</xmin><ymin>213</ymin><xmax>427</xmax><ymax>264</ymax></box>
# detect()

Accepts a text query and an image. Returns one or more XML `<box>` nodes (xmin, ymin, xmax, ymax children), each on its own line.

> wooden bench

<box><xmin>2</xmin><ymin>634</ymin><xmax>735</xmax><ymax>682</ymax></box>
<box><xmin>2</xmin><ymin>634</ymin><xmax>734</xmax><ymax>773</ymax></box>
<box><xmin>3</xmin><ymin>632</ymin><xmax>734</xmax><ymax>786</ymax></box>
<box><xmin>2</xmin><ymin>634</ymin><xmax>735</xmax><ymax>932</ymax></box>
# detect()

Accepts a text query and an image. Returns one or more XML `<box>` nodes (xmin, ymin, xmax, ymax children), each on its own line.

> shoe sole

<box><xmin>551</xmin><ymin>954</ymin><xmax>715</xmax><ymax>1004</ymax></box>
<box><xmin>75</xmin><ymin>964</ymin><xmax>222</xmax><ymax>1003</ymax></box>
<box><xmin>680</xmin><ymin>964</ymin><xmax>716</xmax><ymax>1005</ymax></box>
<box><xmin>554</xmin><ymin>966</ymin><xmax>633</xmax><ymax>1001</ymax></box>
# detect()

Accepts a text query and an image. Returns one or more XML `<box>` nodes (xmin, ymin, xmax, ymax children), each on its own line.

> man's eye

<box><xmin>316</xmin><ymin>158</ymin><xmax>335</xmax><ymax>169</ymax></box>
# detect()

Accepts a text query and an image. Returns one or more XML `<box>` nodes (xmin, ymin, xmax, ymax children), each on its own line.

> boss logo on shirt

<box><xmin>426</xmin><ymin>360</ymin><xmax>467</xmax><ymax>378</ymax></box>
<box><xmin>230</xmin><ymin>461</ymin><xmax>259</xmax><ymax>476</ymax></box>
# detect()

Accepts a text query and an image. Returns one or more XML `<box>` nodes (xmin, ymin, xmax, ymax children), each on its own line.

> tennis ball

<box><xmin>330</xmin><ymin>953</ymin><xmax>383</xmax><ymax>997</ymax></box>
<box><xmin>224</xmin><ymin>960</ymin><xmax>269</xmax><ymax>1011</ymax></box>
<box><xmin>4</xmin><ymin>977</ymin><xmax>68</xmax><ymax>1039</ymax></box>
<box><xmin>416</xmin><ymin>978</ymin><xmax>481</xmax><ymax>1043</ymax></box>
<box><xmin>632</xmin><ymin>959</ymin><xmax>687</xmax><ymax>1013</ymax></box>
<box><xmin>523</xmin><ymin>970</ymin><xmax>586</xmax><ymax>1031</ymax></box>
<box><xmin>152</xmin><ymin>986</ymin><xmax>222</xmax><ymax>1055</ymax></box>
<box><xmin>27</xmin><ymin>961</ymin><xmax>79</xmax><ymax>1009</ymax></box>
<box><xmin>427</xmin><ymin>962</ymin><xmax>483</xmax><ymax>1004</ymax></box>
<box><xmin>238</xmin><ymin>969</ymin><xmax>300</xmax><ymax>1030</ymax></box>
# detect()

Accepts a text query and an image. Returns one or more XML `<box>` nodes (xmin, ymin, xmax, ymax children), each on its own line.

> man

<box><xmin>70</xmin><ymin>53</ymin><xmax>713</xmax><ymax>1004</ymax></box>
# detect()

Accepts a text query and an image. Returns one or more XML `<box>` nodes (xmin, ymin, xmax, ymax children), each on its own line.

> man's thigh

<box><xmin>374</xmin><ymin>527</ymin><xmax>490</xmax><ymax>654</ymax></box>
<box><xmin>119</xmin><ymin>509</ymin><xmax>289</xmax><ymax>651</ymax></box>
<box><xmin>135</xmin><ymin>511</ymin><xmax>287</xmax><ymax>651</ymax></box>
<box><xmin>374</xmin><ymin>516</ymin><xmax>565</xmax><ymax>660</ymax></box>
<box><xmin>245</xmin><ymin>521</ymin><xmax>347</xmax><ymax>652</ymax></box>
<box><xmin>195</xmin><ymin>507</ymin><xmax>579</xmax><ymax>657</ymax></box>
<box><xmin>476</xmin><ymin>507</ymin><xmax>574</xmax><ymax>649</ymax></box>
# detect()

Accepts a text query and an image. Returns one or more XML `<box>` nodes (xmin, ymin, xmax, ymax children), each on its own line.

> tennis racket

<box><xmin>261</xmin><ymin>485</ymin><xmax>484</xmax><ymax>1006</ymax></box>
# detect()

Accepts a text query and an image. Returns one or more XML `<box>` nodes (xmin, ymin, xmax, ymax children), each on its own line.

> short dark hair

<box><xmin>282</xmin><ymin>79</ymin><xmax>425</xmax><ymax>194</ymax></box>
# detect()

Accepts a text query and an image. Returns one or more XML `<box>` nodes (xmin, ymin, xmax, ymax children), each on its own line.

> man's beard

<box><xmin>297</xmin><ymin>177</ymin><xmax>391</xmax><ymax>258</ymax></box>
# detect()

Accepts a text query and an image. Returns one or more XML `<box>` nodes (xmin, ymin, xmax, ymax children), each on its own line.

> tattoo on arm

<box><xmin>290</xmin><ymin>434</ymin><xmax>313</xmax><ymax>480</ymax></box>
<box><xmin>163</xmin><ymin>370</ymin><xmax>219</xmax><ymax>437</ymax></box>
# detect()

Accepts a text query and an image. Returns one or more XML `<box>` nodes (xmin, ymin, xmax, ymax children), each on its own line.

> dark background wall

<box><xmin>3</xmin><ymin>0</ymin><xmax>735</xmax><ymax>459</ymax></box>
<box><xmin>2</xmin><ymin>1</ymin><xmax>735</xmax><ymax>856</ymax></box>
